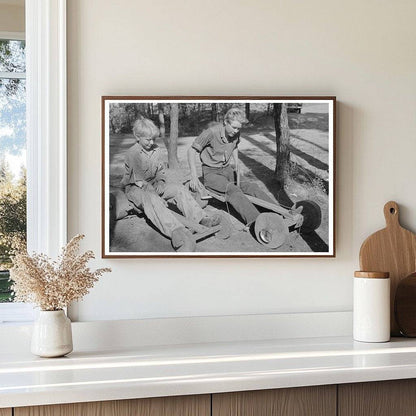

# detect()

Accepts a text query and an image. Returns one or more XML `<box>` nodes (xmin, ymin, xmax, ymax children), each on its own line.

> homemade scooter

<box><xmin>193</xmin><ymin>175</ymin><xmax>322</xmax><ymax>249</ymax></box>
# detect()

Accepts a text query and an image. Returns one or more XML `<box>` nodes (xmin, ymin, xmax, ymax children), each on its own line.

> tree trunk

<box><xmin>245</xmin><ymin>103</ymin><xmax>250</xmax><ymax>121</ymax></box>
<box><xmin>109</xmin><ymin>119</ymin><xmax>115</xmax><ymax>134</ymax></box>
<box><xmin>274</xmin><ymin>103</ymin><xmax>290</xmax><ymax>186</ymax></box>
<box><xmin>133</xmin><ymin>103</ymin><xmax>140</xmax><ymax>119</ymax></box>
<box><xmin>158</xmin><ymin>104</ymin><xmax>168</xmax><ymax>149</ymax></box>
<box><xmin>168</xmin><ymin>104</ymin><xmax>180</xmax><ymax>168</ymax></box>
<box><xmin>195</xmin><ymin>103</ymin><xmax>201</xmax><ymax>132</ymax></box>
<box><xmin>211</xmin><ymin>103</ymin><xmax>219</xmax><ymax>122</ymax></box>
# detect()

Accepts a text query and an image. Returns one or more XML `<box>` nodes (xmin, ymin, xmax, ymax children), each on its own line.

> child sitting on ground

<box><xmin>121</xmin><ymin>117</ymin><xmax>220</xmax><ymax>252</ymax></box>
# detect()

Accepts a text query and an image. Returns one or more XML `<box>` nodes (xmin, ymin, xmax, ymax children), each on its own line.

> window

<box><xmin>0</xmin><ymin>34</ymin><xmax>26</xmax><ymax>305</ymax></box>
<box><xmin>0</xmin><ymin>0</ymin><xmax>67</xmax><ymax>323</ymax></box>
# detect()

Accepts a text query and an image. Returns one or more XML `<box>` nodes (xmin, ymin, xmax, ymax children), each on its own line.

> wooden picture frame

<box><xmin>102</xmin><ymin>96</ymin><xmax>336</xmax><ymax>258</ymax></box>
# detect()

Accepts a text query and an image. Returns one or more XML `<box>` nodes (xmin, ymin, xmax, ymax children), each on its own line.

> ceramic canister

<box><xmin>353</xmin><ymin>271</ymin><xmax>390</xmax><ymax>343</ymax></box>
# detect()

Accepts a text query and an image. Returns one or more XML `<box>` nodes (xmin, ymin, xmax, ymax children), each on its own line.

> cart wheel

<box><xmin>254</xmin><ymin>212</ymin><xmax>289</xmax><ymax>249</ymax></box>
<box><xmin>295</xmin><ymin>200</ymin><xmax>321</xmax><ymax>233</ymax></box>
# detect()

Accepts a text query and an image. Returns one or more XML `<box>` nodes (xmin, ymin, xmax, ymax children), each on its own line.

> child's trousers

<box><xmin>202</xmin><ymin>164</ymin><xmax>275</xmax><ymax>225</ymax></box>
<box><xmin>126</xmin><ymin>182</ymin><xmax>205</xmax><ymax>238</ymax></box>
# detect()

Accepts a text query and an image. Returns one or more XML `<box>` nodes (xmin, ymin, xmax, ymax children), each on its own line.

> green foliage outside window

<box><xmin>0</xmin><ymin>161</ymin><xmax>26</xmax><ymax>302</ymax></box>
<box><xmin>0</xmin><ymin>38</ymin><xmax>27</xmax><ymax>302</ymax></box>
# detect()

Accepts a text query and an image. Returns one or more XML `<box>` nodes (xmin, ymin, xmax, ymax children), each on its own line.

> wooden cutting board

<box><xmin>359</xmin><ymin>201</ymin><xmax>416</xmax><ymax>336</ymax></box>
<box><xmin>395</xmin><ymin>272</ymin><xmax>416</xmax><ymax>337</ymax></box>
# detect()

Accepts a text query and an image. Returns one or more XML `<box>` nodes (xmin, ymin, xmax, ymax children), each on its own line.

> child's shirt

<box><xmin>120</xmin><ymin>143</ymin><xmax>166</xmax><ymax>187</ymax></box>
<box><xmin>191</xmin><ymin>123</ymin><xmax>240</xmax><ymax>168</ymax></box>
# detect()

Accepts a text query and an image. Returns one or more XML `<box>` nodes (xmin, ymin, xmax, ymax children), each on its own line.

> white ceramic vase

<box><xmin>31</xmin><ymin>310</ymin><xmax>73</xmax><ymax>357</ymax></box>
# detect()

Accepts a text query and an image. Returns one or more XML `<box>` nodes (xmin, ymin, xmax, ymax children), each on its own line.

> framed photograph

<box><xmin>102</xmin><ymin>96</ymin><xmax>335</xmax><ymax>258</ymax></box>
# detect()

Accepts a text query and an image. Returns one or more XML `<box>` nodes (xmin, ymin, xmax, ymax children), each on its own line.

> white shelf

<box><xmin>2</xmin><ymin>335</ymin><xmax>416</xmax><ymax>408</ymax></box>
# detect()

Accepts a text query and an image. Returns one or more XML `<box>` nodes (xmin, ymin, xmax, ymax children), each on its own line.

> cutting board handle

<box><xmin>384</xmin><ymin>201</ymin><xmax>400</xmax><ymax>228</ymax></box>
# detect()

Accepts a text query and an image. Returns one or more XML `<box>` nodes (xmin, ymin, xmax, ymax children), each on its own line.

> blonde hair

<box><xmin>133</xmin><ymin>117</ymin><xmax>159</xmax><ymax>139</ymax></box>
<box><xmin>224</xmin><ymin>107</ymin><xmax>248</xmax><ymax>124</ymax></box>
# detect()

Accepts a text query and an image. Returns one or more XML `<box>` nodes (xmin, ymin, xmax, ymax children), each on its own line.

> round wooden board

<box><xmin>395</xmin><ymin>273</ymin><xmax>416</xmax><ymax>337</ymax></box>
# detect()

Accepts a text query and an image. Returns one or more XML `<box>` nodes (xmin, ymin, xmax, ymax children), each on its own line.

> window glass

<box><xmin>0</xmin><ymin>39</ymin><xmax>26</xmax><ymax>303</ymax></box>
<box><xmin>0</xmin><ymin>39</ymin><xmax>26</xmax><ymax>73</ymax></box>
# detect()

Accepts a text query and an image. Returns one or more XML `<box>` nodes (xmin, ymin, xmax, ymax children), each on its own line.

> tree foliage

<box><xmin>108</xmin><ymin>103</ymin><xmax>245</xmax><ymax>137</ymax></box>
<box><xmin>0</xmin><ymin>39</ymin><xmax>25</xmax><ymax>73</ymax></box>
<box><xmin>0</xmin><ymin>40</ymin><xmax>26</xmax><ymax>156</ymax></box>
<box><xmin>0</xmin><ymin>160</ymin><xmax>26</xmax><ymax>270</ymax></box>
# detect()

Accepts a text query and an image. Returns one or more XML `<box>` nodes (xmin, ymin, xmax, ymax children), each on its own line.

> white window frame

<box><xmin>0</xmin><ymin>0</ymin><xmax>67</xmax><ymax>323</ymax></box>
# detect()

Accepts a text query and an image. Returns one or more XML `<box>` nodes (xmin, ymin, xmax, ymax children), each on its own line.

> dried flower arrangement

<box><xmin>10</xmin><ymin>234</ymin><xmax>111</xmax><ymax>311</ymax></box>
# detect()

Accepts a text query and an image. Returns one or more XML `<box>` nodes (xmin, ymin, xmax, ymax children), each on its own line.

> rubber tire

<box><xmin>295</xmin><ymin>200</ymin><xmax>322</xmax><ymax>234</ymax></box>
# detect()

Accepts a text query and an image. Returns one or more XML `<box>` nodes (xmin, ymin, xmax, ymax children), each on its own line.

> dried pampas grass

<box><xmin>10</xmin><ymin>234</ymin><xmax>111</xmax><ymax>311</ymax></box>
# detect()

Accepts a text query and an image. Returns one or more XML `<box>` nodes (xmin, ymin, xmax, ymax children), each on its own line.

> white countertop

<box><xmin>3</xmin><ymin>336</ymin><xmax>416</xmax><ymax>408</ymax></box>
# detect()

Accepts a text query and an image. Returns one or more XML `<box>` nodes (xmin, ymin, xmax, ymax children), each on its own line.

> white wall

<box><xmin>67</xmin><ymin>0</ymin><xmax>416</xmax><ymax>322</ymax></box>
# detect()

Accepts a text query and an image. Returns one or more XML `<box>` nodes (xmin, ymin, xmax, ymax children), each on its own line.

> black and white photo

<box><xmin>102</xmin><ymin>97</ymin><xmax>335</xmax><ymax>257</ymax></box>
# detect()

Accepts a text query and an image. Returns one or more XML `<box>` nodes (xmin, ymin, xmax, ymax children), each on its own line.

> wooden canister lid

<box><xmin>354</xmin><ymin>271</ymin><xmax>390</xmax><ymax>279</ymax></box>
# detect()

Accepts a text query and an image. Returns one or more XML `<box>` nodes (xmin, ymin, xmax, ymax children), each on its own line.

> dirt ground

<box><xmin>108</xmin><ymin>103</ymin><xmax>330</xmax><ymax>254</ymax></box>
